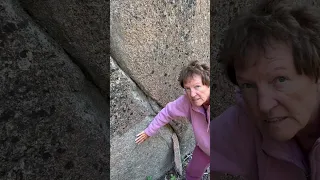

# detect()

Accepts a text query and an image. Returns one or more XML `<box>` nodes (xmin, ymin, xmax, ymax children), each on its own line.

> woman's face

<box><xmin>236</xmin><ymin>41</ymin><xmax>320</xmax><ymax>141</ymax></box>
<box><xmin>184</xmin><ymin>74</ymin><xmax>210</xmax><ymax>107</ymax></box>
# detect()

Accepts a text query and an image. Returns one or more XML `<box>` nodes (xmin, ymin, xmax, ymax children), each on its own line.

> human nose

<box><xmin>258</xmin><ymin>88</ymin><xmax>277</xmax><ymax>114</ymax></box>
<box><xmin>190</xmin><ymin>88</ymin><xmax>197</xmax><ymax>97</ymax></box>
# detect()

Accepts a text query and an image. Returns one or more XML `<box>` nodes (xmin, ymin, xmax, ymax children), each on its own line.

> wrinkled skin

<box><xmin>235</xmin><ymin>40</ymin><xmax>320</xmax><ymax>148</ymax></box>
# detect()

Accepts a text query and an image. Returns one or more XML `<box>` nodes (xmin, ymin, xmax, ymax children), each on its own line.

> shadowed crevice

<box><xmin>17</xmin><ymin>0</ymin><xmax>108</xmax><ymax>99</ymax></box>
<box><xmin>111</xmin><ymin>55</ymin><xmax>165</xmax><ymax>114</ymax></box>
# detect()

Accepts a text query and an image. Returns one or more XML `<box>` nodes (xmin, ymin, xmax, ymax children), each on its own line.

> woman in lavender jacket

<box><xmin>212</xmin><ymin>1</ymin><xmax>320</xmax><ymax>180</ymax></box>
<box><xmin>135</xmin><ymin>60</ymin><xmax>210</xmax><ymax>180</ymax></box>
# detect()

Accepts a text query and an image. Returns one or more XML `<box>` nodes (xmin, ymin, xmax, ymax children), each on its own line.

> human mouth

<box><xmin>264</xmin><ymin>117</ymin><xmax>287</xmax><ymax>124</ymax></box>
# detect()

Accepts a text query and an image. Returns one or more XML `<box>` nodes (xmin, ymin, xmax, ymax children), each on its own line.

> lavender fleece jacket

<box><xmin>144</xmin><ymin>94</ymin><xmax>210</xmax><ymax>156</ymax></box>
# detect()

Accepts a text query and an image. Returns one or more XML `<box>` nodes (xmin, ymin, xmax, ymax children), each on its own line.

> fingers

<box><xmin>135</xmin><ymin>132</ymin><xmax>149</xmax><ymax>144</ymax></box>
<box><xmin>135</xmin><ymin>134</ymin><xmax>146</xmax><ymax>143</ymax></box>
<box><xmin>135</xmin><ymin>137</ymin><xmax>145</xmax><ymax>144</ymax></box>
<box><xmin>136</xmin><ymin>131</ymin><xmax>145</xmax><ymax>136</ymax></box>
<box><xmin>135</xmin><ymin>135</ymin><xmax>145</xmax><ymax>144</ymax></box>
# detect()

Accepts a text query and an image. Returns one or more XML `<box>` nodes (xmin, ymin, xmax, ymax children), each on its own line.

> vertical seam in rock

<box><xmin>111</xmin><ymin>56</ymin><xmax>163</xmax><ymax>113</ymax></box>
<box><xmin>17</xmin><ymin>2</ymin><xmax>106</xmax><ymax>97</ymax></box>
<box><xmin>112</xmin><ymin>56</ymin><xmax>182</xmax><ymax>150</ymax></box>
<box><xmin>110</xmin><ymin>52</ymin><xmax>162</xmax><ymax>104</ymax></box>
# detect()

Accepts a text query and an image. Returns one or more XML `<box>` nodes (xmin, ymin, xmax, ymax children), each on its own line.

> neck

<box><xmin>203</xmin><ymin>100</ymin><xmax>210</xmax><ymax>110</ymax></box>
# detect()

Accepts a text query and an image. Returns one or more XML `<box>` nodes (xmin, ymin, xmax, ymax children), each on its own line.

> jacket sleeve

<box><xmin>144</xmin><ymin>95</ymin><xmax>191</xmax><ymax>136</ymax></box>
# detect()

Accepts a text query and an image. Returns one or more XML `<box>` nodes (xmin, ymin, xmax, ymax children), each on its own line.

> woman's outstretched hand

<box><xmin>135</xmin><ymin>131</ymin><xmax>149</xmax><ymax>144</ymax></box>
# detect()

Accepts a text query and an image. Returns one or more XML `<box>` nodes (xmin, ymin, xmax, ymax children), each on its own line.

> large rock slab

<box><xmin>111</xmin><ymin>117</ymin><xmax>174</xmax><ymax>180</ymax></box>
<box><xmin>111</xmin><ymin>55</ymin><xmax>195</xmax><ymax>155</ymax></box>
<box><xmin>110</xmin><ymin>57</ymin><xmax>175</xmax><ymax>179</ymax></box>
<box><xmin>18</xmin><ymin>0</ymin><xmax>109</xmax><ymax>98</ymax></box>
<box><xmin>110</xmin><ymin>0</ymin><xmax>210</xmax><ymax>107</ymax></box>
<box><xmin>110</xmin><ymin>0</ymin><xmax>206</xmax><ymax>156</ymax></box>
<box><xmin>110</xmin><ymin>57</ymin><xmax>156</xmax><ymax>139</ymax></box>
<box><xmin>0</xmin><ymin>0</ymin><xmax>108</xmax><ymax>179</ymax></box>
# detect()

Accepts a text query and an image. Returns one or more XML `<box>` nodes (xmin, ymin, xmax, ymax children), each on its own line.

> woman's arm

<box><xmin>144</xmin><ymin>95</ymin><xmax>191</xmax><ymax>137</ymax></box>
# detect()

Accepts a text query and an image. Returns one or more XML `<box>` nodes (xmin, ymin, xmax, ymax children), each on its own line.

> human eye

<box><xmin>273</xmin><ymin>76</ymin><xmax>289</xmax><ymax>89</ymax></box>
<box><xmin>273</xmin><ymin>76</ymin><xmax>289</xmax><ymax>86</ymax></box>
<box><xmin>194</xmin><ymin>85</ymin><xmax>201</xmax><ymax>90</ymax></box>
<box><xmin>275</xmin><ymin>76</ymin><xmax>288</xmax><ymax>83</ymax></box>
<box><xmin>184</xmin><ymin>88</ymin><xmax>191</xmax><ymax>92</ymax></box>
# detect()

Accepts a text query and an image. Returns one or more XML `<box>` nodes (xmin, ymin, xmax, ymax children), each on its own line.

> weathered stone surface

<box><xmin>0</xmin><ymin>0</ymin><xmax>108</xmax><ymax>179</ymax></box>
<box><xmin>110</xmin><ymin>0</ymin><xmax>207</xmax><ymax>164</ymax></box>
<box><xmin>110</xmin><ymin>0</ymin><xmax>210</xmax><ymax>107</ymax></box>
<box><xmin>110</xmin><ymin>56</ymin><xmax>197</xmax><ymax>179</ymax></box>
<box><xmin>110</xmin><ymin>57</ymin><xmax>156</xmax><ymax>139</ymax></box>
<box><xmin>18</xmin><ymin>0</ymin><xmax>109</xmax><ymax>98</ymax></box>
<box><xmin>110</xmin><ymin>59</ymin><xmax>175</xmax><ymax>179</ymax></box>
<box><xmin>3</xmin><ymin>0</ymin><xmax>209</xmax><ymax>179</ymax></box>
<box><xmin>168</xmin><ymin>117</ymin><xmax>195</xmax><ymax>156</ymax></box>
<box><xmin>111</xmin><ymin>116</ymin><xmax>174</xmax><ymax>180</ymax></box>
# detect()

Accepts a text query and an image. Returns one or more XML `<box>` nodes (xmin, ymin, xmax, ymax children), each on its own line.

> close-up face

<box><xmin>236</xmin><ymin>40</ymin><xmax>320</xmax><ymax>141</ymax></box>
<box><xmin>183</xmin><ymin>74</ymin><xmax>210</xmax><ymax>107</ymax></box>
